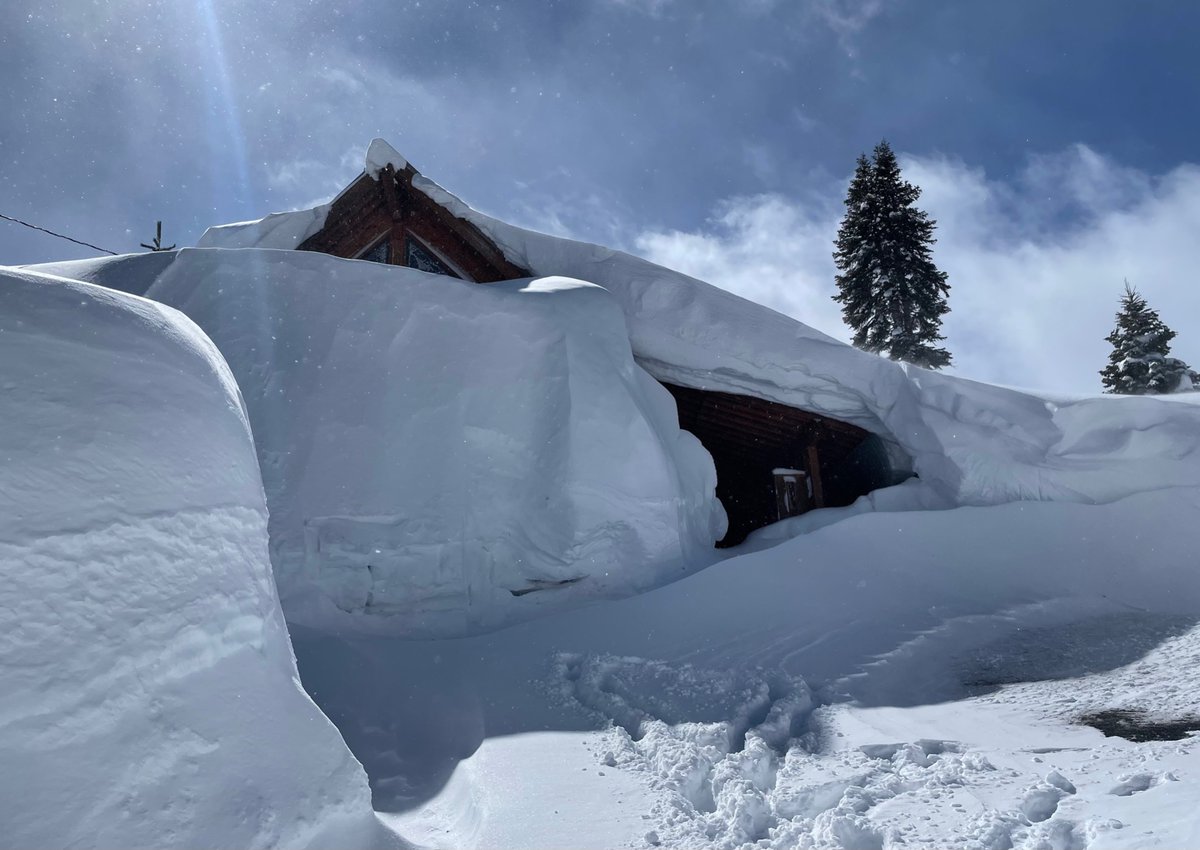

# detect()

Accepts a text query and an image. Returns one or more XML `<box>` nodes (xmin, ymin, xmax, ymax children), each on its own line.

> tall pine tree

<box><xmin>833</xmin><ymin>140</ymin><xmax>951</xmax><ymax>369</ymax></box>
<box><xmin>1100</xmin><ymin>283</ymin><xmax>1196</xmax><ymax>394</ymax></box>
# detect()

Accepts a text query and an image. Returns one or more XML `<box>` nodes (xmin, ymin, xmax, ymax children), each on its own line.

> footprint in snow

<box><xmin>1020</xmin><ymin>786</ymin><xmax>1062</xmax><ymax>823</ymax></box>
<box><xmin>1108</xmin><ymin>772</ymin><xmax>1158</xmax><ymax>796</ymax></box>
<box><xmin>1020</xmin><ymin>772</ymin><xmax>1076</xmax><ymax>823</ymax></box>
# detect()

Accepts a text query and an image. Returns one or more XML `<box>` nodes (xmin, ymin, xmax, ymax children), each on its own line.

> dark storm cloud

<box><xmin>2</xmin><ymin>1</ymin><xmax>1198</xmax><ymax>391</ymax></box>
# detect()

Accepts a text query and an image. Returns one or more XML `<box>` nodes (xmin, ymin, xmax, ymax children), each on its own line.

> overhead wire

<box><xmin>0</xmin><ymin>211</ymin><xmax>119</xmax><ymax>256</ymax></box>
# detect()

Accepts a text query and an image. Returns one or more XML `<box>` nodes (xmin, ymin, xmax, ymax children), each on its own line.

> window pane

<box><xmin>404</xmin><ymin>236</ymin><xmax>457</xmax><ymax>277</ymax></box>
<box><xmin>360</xmin><ymin>239</ymin><xmax>389</xmax><ymax>264</ymax></box>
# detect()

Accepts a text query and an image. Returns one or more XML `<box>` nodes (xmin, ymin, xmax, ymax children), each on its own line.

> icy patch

<box><xmin>555</xmin><ymin>653</ymin><xmax>812</xmax><ymax>753</ymax></box>
<box><xmin>1080</xmin><ymin>710</ymin><xmax>1200</xmax><ymax>742</ymax></box>
<box><xmin>990</xmin><ymin>622</ymin><xmax>1200</xmax><ymax>732</ymax></box>
<box><xmin>839</xmin><ymin>602</ymin><xmax>1198</xmax><ymax>708</ymax></box>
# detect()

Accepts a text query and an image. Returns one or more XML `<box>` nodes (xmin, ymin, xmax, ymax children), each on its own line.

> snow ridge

<box><xmin>143</xmin><ymin>250</ymin><xmax>726</xmax><ymax>637</ymax></box>
<box><xmin>174</xmin><ymin>139</ymin><xmax>1200</xmax><ymax>512</ymax></box>
<box><xmin>0</xmin><ymin>267</ymin><xmax>382</xmax><ymax>849</ymax></box>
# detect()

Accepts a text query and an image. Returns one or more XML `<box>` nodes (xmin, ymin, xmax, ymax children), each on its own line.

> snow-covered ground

<box><xmin>8</xmin><ymin>139</ymin><xmax>1200</xmax><ymax>849</ymax></box>
<box><xmin>292</xmin><ymin>484</ymin><xmax>1200</xmax><ymax>848</ymax></box>
<box><xmin>0</xmin><ymin>268</ymin><xmax>390</xmax><ymax>848</ymax></box>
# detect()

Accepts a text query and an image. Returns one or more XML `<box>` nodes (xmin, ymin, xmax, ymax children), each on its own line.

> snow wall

<box><xmin>195</xmin><ymin>139</ymin><xmax>1200</xmax><ymax>511</ymax></box>
<box><xmin>411</xmin><ymin>173</ymin><xmax>1200</xmax><ymax>507</ymax></box>
<box><xmin>0</xmin><ymin>268</ymin><xmax>382</xmax><ymax>848</ymax></box>
<box><xmin>143</xmin><ymin>250</ymin><xmax>726</xmax><ymax>637</ymax></box>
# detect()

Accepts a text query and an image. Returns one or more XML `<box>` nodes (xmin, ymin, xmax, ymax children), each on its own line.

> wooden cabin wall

<box><xmin>292</xmin><ymin>164</ymin><xmax>901</xmax><ymax>548</ymax></box>
<box><xmin>297</xmin><ymin>168</ymin><xmax>529</xmax><ymax>283</ymax></box>
<box><xmin>662</xmin><ymin>382</ymin><xmax>891</xmax><ymax>547</ymax></box>
<box><xmin>300</xmin><ymin>176</ymin><xmax>393</xmax><ymax>261</ymax></box>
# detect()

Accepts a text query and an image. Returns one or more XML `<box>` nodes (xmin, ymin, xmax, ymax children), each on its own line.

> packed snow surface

<box><xmin>0</xmin><ymin>268</ymin><xmax>384</xmax><ymax>848</ymax></box>
<box><xmin>144</xmin><ymin>249</ymin><xmax>725</xmax><ymax>637</ymax></box>
<box><xmin>298</xmin><ymin>485</ymin><xmax>1200</xmax><ymax>848</ymax></box>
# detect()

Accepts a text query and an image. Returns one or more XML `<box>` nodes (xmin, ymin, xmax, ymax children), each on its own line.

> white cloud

<box><xmin>810</xmin><ymin>0</ymin><xmax>887</xmax><ymax>34</ymax></box>
<box><xmin>806</xmin><ymin>0</ymin><xmax>888</xmax><ymax>55</ymax></box>
<box><xmin>604</xmin><ymin>0</ymin><xmax>675</xmax><ymax>16</ymax></box>
<box><xmin>634</xmin><ymin>145</ymin><xmax>1200</xmax><ymax>395</ymax></box>
<box><xmin>635</xmin><ymin>191</ymin><xmax>847</xmax><ymax>336</ymax></box>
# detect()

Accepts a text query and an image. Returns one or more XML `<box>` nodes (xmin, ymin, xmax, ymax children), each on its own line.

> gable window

<box><xmin>357</xmin><ymin>236</ymin><xmax>390</xmax><ymax>264</ymax></box>
<box><xmin>404</xmin><ymin>234</ymin><xmax>460</xmax><ymax>279</ymax></box>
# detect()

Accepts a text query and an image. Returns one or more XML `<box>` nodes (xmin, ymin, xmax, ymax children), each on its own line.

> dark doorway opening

<box><xmin>662</xmin><ymin>383</ymin><xmax>903</xmax><ymax>547</ymax></box>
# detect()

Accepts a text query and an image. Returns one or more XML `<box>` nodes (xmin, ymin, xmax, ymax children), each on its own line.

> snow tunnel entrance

<box><xmin>662</xmin><ymin>383</ymin><xmax>902</xmax><ymax>547</ymax></box>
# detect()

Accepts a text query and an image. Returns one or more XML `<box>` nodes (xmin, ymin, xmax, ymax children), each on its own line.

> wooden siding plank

<box><xmin>297</xmin><ymin>167</ymin><xmax>530</xmax><ymax>282</ymax></box>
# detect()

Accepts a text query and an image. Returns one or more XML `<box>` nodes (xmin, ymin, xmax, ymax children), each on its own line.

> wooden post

<box><xmin>379</xmin><ymin>165</ymin><xmax>404</xmax><ymax>266</ymax></box>
<box><xmin>381</xmin><ymin>164</ymin><xmax>401</xmax><ymax>220</ymax></box>
<box><xmin>805</xmin><ymin>445</ymin><xmax>825</xmax><ymax>508</ymax></box>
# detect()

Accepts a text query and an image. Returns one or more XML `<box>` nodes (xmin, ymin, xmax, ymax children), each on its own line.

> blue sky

<box><xmin>2</xmin><ymin>0</ymin><xmax>1198</xmax><ymax>392</ymax></box>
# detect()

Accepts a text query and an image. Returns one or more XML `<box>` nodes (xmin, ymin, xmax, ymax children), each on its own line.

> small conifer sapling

<box><xmin>1100</xmin><ymin>282</ymin><xmax>1195</xmax><ymax>394</ymax></box>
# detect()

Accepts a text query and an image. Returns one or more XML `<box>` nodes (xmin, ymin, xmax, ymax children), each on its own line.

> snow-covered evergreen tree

<box><xmin>833</xmin><ymin>140</ymin><xmax>952</xmax><ymax>369</ymax></box>
<box><xmin>1101</xmin><ymin>283</ymin><xmax>1196</xmax><ymax>394</ymax></box>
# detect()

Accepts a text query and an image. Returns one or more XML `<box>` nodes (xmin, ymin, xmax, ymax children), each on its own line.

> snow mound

<box><xmin>188</xmin><ymin>139</ymin><xmax>1200</xmax><ymax>510</ymax></box>
<box><xmin>198</xmin><ymin>203</ymin><xmax>331</xmax><ymax>250</ymax></box>
<box><xmin>415</xmin><ymin>175</ymin><xmax>1200</xmax><ymax>507</ymax></box>
<box><xmin>194</xmin><ymin>136</ymin><xmax>399</xmax><ymax>251</ymax></box>
<box><xmin>22</xmin><ymin>249</ymin><xmax>178</xmax><ymax>296</ymax></box>
<box><xmin>366</xmin><ymin>137</ymin><xmax>409</xmax><ymax>178</ymax></box>
<box><xmin>144</xmin><ymin>248</ymin><xmax>725</xmax><ymax>637</ymax></box>
<box><xmin>0</xmin><ymin>268</ymin><xmax>381</xmax><ymax>848</ymax></box>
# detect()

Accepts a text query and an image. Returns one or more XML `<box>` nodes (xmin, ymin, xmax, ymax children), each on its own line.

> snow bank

<box><xmin>365</xmin><ymin>137</ymin><xmax>409</xmax><ymax>178</ymax></box>
<box><xmin>195</xmin><ymin>139</ymin><xmax>1200</xmax><ymax>510</ymax></box>
<box><xmin>198</xmin><ymin>203</ymin><xmax>331</xmax><ymax>250</ymax></box>
<box><xmin>170</xmin><ymin>144</ymin><xmax>1200</xmax><ymax>846</ymax></box>
<box><xmin>22</xmin><ymin>249</ymin><xmax>179</xmax><ymax>297</ymax></box>
<box><xmin>296</xmin><ymin>483</ymin><xmax>1200</xmax><ymax>843</ymax></box>
<box><xmin>416</xmin><ymin>177</ymin><xmax>1200</xmax><ymax>508</ymax></box>
<box><xmin>0</xmin><ymin>268</ymin><xmax>381</xmax><ymax>848</ymax></box>
<box><xmin>144</xmin><ymin>249</ymin><xmax>725</xmax><ymax>637</ymax></box>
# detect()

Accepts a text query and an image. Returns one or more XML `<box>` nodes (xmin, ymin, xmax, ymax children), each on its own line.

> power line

<box><xmin>0</xmin><ymin>211</ymin><xmax>119</xmax><ymax>256</ymax></box>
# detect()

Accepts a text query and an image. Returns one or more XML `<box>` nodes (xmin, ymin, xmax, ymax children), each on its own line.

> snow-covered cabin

<box><xmin>296</xmin><ymin>141</ymin><xmax>529</xmax><ymax>282</ymax></box>
<box><xmin>199</xmin><ymin>140</ymin><xmax>903</xmax><ymax>546</ymax></box>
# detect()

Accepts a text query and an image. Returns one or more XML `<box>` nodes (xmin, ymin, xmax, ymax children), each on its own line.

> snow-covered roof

<box><xmin>185</xmin><ymin>141</ymin><xmax>1200</xmax><ymax>512</ymax></box>
<box><xmin>364</xmin><ymin>137</ymin><xmax>408</xmax><ymax>178</ymax></box>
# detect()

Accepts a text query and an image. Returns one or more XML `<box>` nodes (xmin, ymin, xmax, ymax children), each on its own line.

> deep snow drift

<box><xmin>416</xmin><ymin>171</ymin><xmax>1200</xmax><ymax>508</ymax></box>
<box><xmin>186</xmin><ymin>142</ymin><xmax>1200</xmax><ymax>848</ymax></box>
<box><xmin>17</xmin><ymin>138</ymin><xmax>1200</xmax><ymax>848</ymax></box>
<box><xmin>293</xmin><ymin>484</ymin><xmax>1200</xmax><ymax>837</ymax></box>
<box><xmin>141</xmin><ymin>250</ymin><xmax>724</xmax><ymax>637</ymax></box>
<box><xmin>0</xmin><ymin>268</ymin><xmax>384</xmax><ymax>848</ymax></box>
<box><xmin>197</xmin><ymin>140</ymin><xmax>1200</xmax><ymax>512</ymax></box>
